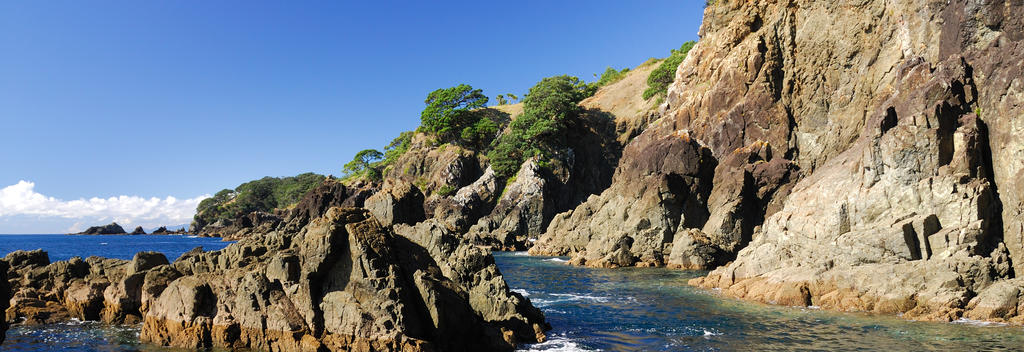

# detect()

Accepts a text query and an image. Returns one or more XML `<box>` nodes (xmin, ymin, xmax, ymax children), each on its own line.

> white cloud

<box><xmin>0</xmin><ymin>181</ymin><xmax>209</xmax><ymax>232</ymax></box>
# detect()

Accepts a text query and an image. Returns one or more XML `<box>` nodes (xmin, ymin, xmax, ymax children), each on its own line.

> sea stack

<box><xmin>129</xmin><ymin>226</ymin><xmax>146</xmax><ymax>235</ymax></box>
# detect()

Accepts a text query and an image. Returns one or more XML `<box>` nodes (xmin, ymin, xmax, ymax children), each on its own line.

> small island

<box><xmin>73</xmin><ymin>222</ymin><xmax>126</xmax><ymax>235</ymax></box>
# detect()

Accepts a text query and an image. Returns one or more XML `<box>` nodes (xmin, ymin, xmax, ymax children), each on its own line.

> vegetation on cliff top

<box><xmin>488</xmin><ymin>75</ymin><xmax>594</xmax><ymax>178</ymax></box>
<box><xmin>193</xmin><ymin>172</ymin><xmax>325</xmax><ymax>229</ymax></box>
<box><xmin>643</xmin><ymin>41</ymin><xmax>695</xmax><ymax>100</ymax></box>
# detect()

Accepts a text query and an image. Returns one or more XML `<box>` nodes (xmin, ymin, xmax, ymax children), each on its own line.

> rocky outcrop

<box><xmin>528</xmin><ymin>0</ymin><xmax>1024</xmax><ymax>325</ymax></box>
<box><xmin>75</xmin><ymin>222</ymin><xmax>126</xmax><ymax>235</ymax></box>
<box><xmin>365</xmin><ymin>179</ymin><xmax>425</xmax><ymax>226</ymax></box>
<box><xmin>150</xmin><ymin>226</ymin><xmax>187</xmax><ymax>235</ymax></box>
<box><xmin>531</xmin><ymin>130</ymin><xmax>717</xmax><ymax>267</ymax></box>
<box><xmin>129</xmin><ymin>226</ymin><xmax>146</xmax><ymax>235</ymax></box>
<box><xmin>385</xmin><ymin>134</ymin><xmax>485</xmax><ymax>201</ymax></box>
<box><xmin>0</xmin><ymin>259</ymin><xmax>9</xmax><ymax>344</ymax></box>
<box><xmin>468</xmin><ymin>160</ymin><xmax>548</xmax><ymax>250</ymax></box>
<box><xmin>140</xmin><ymin>207</ymin><xmax>547</xmax><ymax>351</ymax></box>
<box><xmin>197</xmin><ymin>179</ymin><xmax>377</xmax><ymax>240</ymax></box>
<box><xmin>5</xmin><ymin>207</ymin><xmax>548</xmax><ymax>351</ymax></box>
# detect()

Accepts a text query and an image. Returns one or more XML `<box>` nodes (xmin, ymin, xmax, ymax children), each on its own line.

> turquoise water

<box><xmin>0</xmin><ymin>236</ymin><xmax>1022</xmax><ymax>351</ymax></box>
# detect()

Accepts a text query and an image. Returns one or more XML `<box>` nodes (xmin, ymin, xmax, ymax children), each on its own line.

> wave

<box><xmin>533</xmin><ymin>293</ymin><xmax>614</xmax><ymax>307</ymax></box>
<box><xmin>512</xmin><ymin>289</ymin><xmax>532</xmax><ymax>297</ymax></box>
<box><xmin>544</xmin><ymin>258</ymin><xmax>568</xmax><ymax>263</ymax></box>
<box><xmin>521</xmin><ymin>335</ymin><xmax>597</xmax><ymax>352</ymax></box>
<box><xmin>951</xmin><ymin>318</ymin><xmax>1008</xmax><ymax>327</ymax></box>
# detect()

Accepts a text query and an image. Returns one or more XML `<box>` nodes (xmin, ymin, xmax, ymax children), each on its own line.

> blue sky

<box><xmin>0</xmin><ymin>0</ymin><xmax>705</xmax><ymax>233</ymax></box>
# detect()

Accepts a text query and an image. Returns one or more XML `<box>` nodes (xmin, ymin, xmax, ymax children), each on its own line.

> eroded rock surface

<box><xmin>5</xmin><ymin>208</ymin><xmax>548</xmax><ymax>351</ymax></box>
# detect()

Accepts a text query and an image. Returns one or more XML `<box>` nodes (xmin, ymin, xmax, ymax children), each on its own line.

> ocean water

<box><xmin>1</xmin><ymin>236</ymin><xmax>1022</xmax><ymax>351</ymax></box>
<box><xmin>0</xmin><ymin>234</ymin><xmax>233</xmax><ymax>262</ymax></box>
<box><xmin>494</xmin><ymin>252</ymin><xmax>1024</xmax><ymax>351</ymax></box>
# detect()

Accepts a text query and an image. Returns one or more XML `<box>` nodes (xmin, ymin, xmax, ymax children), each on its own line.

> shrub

<box><xmin>420</xmin><ymin>84</ymin><xmax>489</xmax><ymax>143</ymax></box>
<box><xmin>192</xmin><ymin>173</ymin><xmax>326</xmax><ymax>230</ymax></box>
<box><xmin>643</xmin><ymin>41</ymin><xmax>696</xmax><ymax>100</ymax></box>
<box><xmin>460</xmin><ymin>117</ymin><xmax>499</xmax><ymax>151</ymax></box>
<box><xmin>343</xmin><ymin>149</ymin><xmax>384</xmax><ymax>181</ymax></box>
<box><xmin>594</xmin><ymin>66</ymin><xmax>630</xmax><ymax>87</ymax></box>
<box><xmin>487</xmin><ymin>75</ymin><xmax>591</xmax><ymax>178</ymax></box>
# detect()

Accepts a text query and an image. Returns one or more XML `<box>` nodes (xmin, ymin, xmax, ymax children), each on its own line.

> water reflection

<box><xmin>494</xmin><ymin>252</ymin><xmax>1024</xmax><ymax>351</ymax></box>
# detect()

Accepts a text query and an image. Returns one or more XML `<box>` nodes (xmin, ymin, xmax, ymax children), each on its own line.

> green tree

<box><xmin>522</xmin><ymin>75</ymin><xmax>593</xmax><ymax>123</ymax></box>
<box><xmin>460</xmin><ymin>116</ymin><xmax>499</xmax><ymax>150</ymax></box>
<box><xmin>643</xmin><ymin>41</ymin><xmax>696</xmax><ymax>100</ymax></box>
<box><xmin>382</xmin><ymin>131</ymin><xmax>414</xmax><ymax>167</ymax></box>
<box><xmin>487</xmin><ymin>75</ymin><xmax>592</xmax><ymax>178</ymax></box>
<box><xmin>344</xmin><ymin>149</ymin><xmax>384</xmax><ymax>181</ymax></box>
<box><xmin>496</xmin><ymin>94</ymin><xmax>507</xmax><ymax>105</ymax></box>
<box><xmin>420</xmin><ymin>84</ymin><xmax>489</xmax><ymax>142</ymax></box>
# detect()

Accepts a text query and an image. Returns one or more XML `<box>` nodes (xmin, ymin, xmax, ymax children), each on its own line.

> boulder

<box><xmin>364</xmin><ymin>179</ymin><xmax>425</xmax><ymax>226</ymax></box>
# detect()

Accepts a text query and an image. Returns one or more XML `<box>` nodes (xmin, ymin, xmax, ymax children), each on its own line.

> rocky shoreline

<box><xmin>6</xmin><ymin>0</ymin><xmax>1024</xmax><ymax>348</ymax></box>
<box><xmin>2</xmin><ymin>200</ymin><xmax>548</xmax><ymax>350</ymax></box>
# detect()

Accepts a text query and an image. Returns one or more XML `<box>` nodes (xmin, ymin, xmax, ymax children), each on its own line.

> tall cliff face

<box><xmin>535</xmin><ymin>0</ymin><xmax>1024</xmax><ymax>322</ymax></box>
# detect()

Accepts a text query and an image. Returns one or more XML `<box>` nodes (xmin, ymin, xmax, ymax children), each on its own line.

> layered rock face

<box><xmin>4</xmin><ymin>208</ymin><xmax>547</xmax><ymax>351</ymax></box>
<box><xmin>535</xmin><ymin>0</ymin><xmax>1024</xmax><ymax>323</ymax></box>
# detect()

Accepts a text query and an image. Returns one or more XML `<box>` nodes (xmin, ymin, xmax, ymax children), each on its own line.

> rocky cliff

<box><xmin>4</xmin><ymin>206</ymin><xmax>548</xmax><ymax>350</ymax></box>
<box><xmin>533</xmin><ymin>0</ymin><xmax>1024</xmax><ymax>324</ymax></box>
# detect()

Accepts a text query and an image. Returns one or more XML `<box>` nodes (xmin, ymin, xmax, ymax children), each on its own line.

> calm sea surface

<box><xmin>1</xmin><ymin>236</ymin><xmax>1022</xmax><ymax>351</ymax></box>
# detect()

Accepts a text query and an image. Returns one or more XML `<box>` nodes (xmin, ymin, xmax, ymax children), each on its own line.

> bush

<box><xmin>460</xmin><ymin>117</ymin><xmax>499</xmax><ymax>151</ymax></box>
<box><xmin>420</xmin><ymin>84</ymin><xmax>489</xmax><ymax>143</ymax></box>
<box><xmin>487</xmin><ymin>75</ymin><xmax>592</xmax><ymax>178</ymax></box>
<box><xmin>193</xmin><ymin>173</ymin><xmax>326</xmax><ymax>230</ymax></box>
<box><xmin>594</xmin><ymin>66</ymin><xmax>630</xmax><ymax>87</ymax></box>
<box><xmin>643</xmin><ymin>41</ymin><xmax>696</xmax><ymax>100</ymax></box>
<box><xmin>343</xmin><ymin>149</ymin><xmax>384</xmax><ymax>181</ymax></box>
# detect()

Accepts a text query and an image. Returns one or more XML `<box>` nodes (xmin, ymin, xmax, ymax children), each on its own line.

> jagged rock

<box><xmin>282</xmin><ymin>179</ymin><xmax>377</xmax><ymax>231</ymax></box>
<box><xmin>468</xmin><ymin>160</ymin><xmax>548</xmax><ymax>250</ymax></box>
<box><xmin>151</xmin><ymin>226</ymin><xmax>187</xmax><ymax>235</ymax></box>
<box><xmin>129</xmin><ymin>226</ymin><xmax>146</xmax><ymax>235</ymax></box>
<box><xmin>134</xmin><ymin>207</ymin><xmax>547</xmax><ymax>351</ymax></box>
<box><xmin>4</xmin><ymin>249</ymin><xmax>49</xmax><ymax>273</ymax></box>
<box><xmin>127</xmin><ymin>252</ymin><xmax>168</xmax><ymax>276</ymax></box>
<box><xmin>0</xmin><ymin>260</ymin><xmax>9</xmax><ymax>344</ymax></box>
<box><xmin>965</xmin><ymin>277</ymin><xmax>1024</xmax><ymax>324</ymax></box>
<box><xmin>531</xmin><ymin>130</ymin><xmax>716</xmax><ymax>267</ymax></box>
<box><xmin>385</xmin><ymin>134</ymin><xmax>484</xmax><ymax>199</ymax></box>
<box><xmin>75</xmin><ymin>222</ymin><xmax>126</xmax><ymax>235</ymax></box>
<box><xmin>365</xmin><ymin>179</ymin><xmax>425</xmax><ymax>226</ymax></box>
<box><xmin>431</xmin><ymin>167</ymin><xmax>501</xmax><ymax>232</ymax></box>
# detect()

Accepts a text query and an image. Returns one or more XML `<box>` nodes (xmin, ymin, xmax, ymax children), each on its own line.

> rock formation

<box><xmin>196</xmin><ymin>179</ymin><xmax>377</xmax><ymax>240</ymax></box>
<box><xmin>4</xmin><ymin>207</ymin><xmax>548</xmax><ymax>350</ymax></box>
<box><xmin>75</xmin><ymin>222</ymin><xmax>126</xmax><ymax>235</ymax></box>
<box><xmin>150</xmin><ymin>226</ymin><xmax>187</xmax><ymax>235</ymax></box>
<box><xmin>0</xmin><ymin>259</ymin><xmax>9</xmax><ymax>344</ymax></box>
<box><xmin>532</xmin><ymin>0</ymin><xmax>1024</xmax><ymax>324</ymax></box>
<box><xmin>129</xmin><ymin>226</ymin><xmax>146</xmax><ymax>235</ymax></box>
